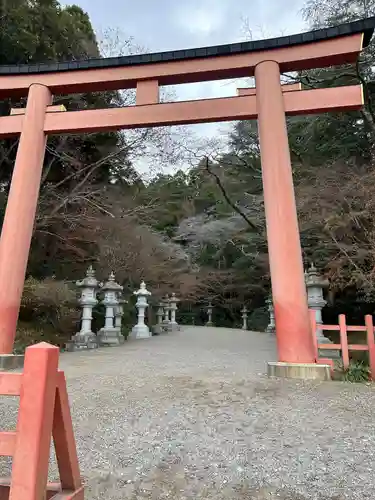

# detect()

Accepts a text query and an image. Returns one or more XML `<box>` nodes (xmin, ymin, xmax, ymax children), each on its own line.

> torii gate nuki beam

<box><xmin>0</xmin><ymin>17</ymin><xmax>374</xmax><ymax>375</ymax></box>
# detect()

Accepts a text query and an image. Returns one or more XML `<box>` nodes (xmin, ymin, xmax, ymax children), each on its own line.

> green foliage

<box><xmin>248</xmin><ymin>306</ymin><xmax>269</xmax><ymax>332</ymax></box>
<box><xmin>135</xmin><ymin>166</ymin><xmax>230</xmax><ymax>237</ymax></box>
<box><xmin>14</xmin><ymin>322</ymin><xmax>68</xmax><ymax>354</ymax></box>
<box><xmin>0</xmin><ymin>0</ymin><xmax>98</xmax><ymax>65</ymax></box>
<box><xmin>0</xmin><ymin>0</ymin><xmax>140</xmax><ymax>283</ymax></box>
<box><xmin>21</xmin><ymin>277</ymin><xmax>78</xmax><ymax>326</ymax></box>
<box><xmin>121</xmin><ymin>323</ymin><xmax>131</xmax><ymax>340</ymax></box>
<box><xmin>15</xmin><ymin>277</ymin><xmax>79</xmax><ymax>352</ymax></box>
<box><xmin>293</xmin><ymin>0</ymin><xmax>375</xmax><ymax>169</ymax></box>
<box><xmin>336</xmin><ymin>361</ymin><xmax>371</xmax><ymax>383</ymax></box>
<box><xmin>119</xmin><ymin>302</ymin><xmax>137</xmax><ymax>339</ymax></box>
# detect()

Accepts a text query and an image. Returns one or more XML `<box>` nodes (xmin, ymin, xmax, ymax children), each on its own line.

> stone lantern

<box><xmin>241</xmin><ymin>306</ymin><xmax>248</xmax><ymax>330</ymax></box>
<box><xmin>169</xmin><ymin>293</ymin><xmax>180</xmax><ymax>331</ymax></box>
<box><xmin>70</xmin><ymin>265</ymin><xmax>99</xmax><ymax>350</ymax></box>
<box><xmin>114</xmin><ymin>292</ymin><xmax>127</xmax><ymax>330</ymax></box>
<box><xmin>205</xmin><ymin>300</ymin><xmax>214</xmax><ymax>327</ymax></box>
<box><xmin>153</xmin><ymin>302</ymin><xmax>165</xmax><ymax>335</ymax></box>
<box><xmin>162</xmin><ymin>294</ymin><xmax>171</xmax><ymax>328</ymax></box>
<box><xmin>265</xmin><ymin>295</ymin><xmax>276</xmax><ymax>333</ymax></box>
<box><xmin>98</xmin><ymin>272</ymin><xmax>124</xmax><ymax>346</ymax></box>
<box><xmin>305</xmin><ymin>263</ymin><xmax>331</xmax><ymax>345</ymax></box>
<box><xmin>131</xmin><ymin>281</ymin><xmax>152</xmax><ymax>339</ymax></box>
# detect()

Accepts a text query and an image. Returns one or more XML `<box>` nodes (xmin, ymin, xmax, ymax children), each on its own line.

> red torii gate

<box><xmin>0</xmin><ymin>17</ymin><xmax>374</xmax><ymax>375</ymax></box>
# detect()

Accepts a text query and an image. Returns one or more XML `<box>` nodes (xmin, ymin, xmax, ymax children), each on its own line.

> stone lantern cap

<box><xmin>134</xmin><ymin>280</ymin><xmax>151</xmax><ymax>297</ymax></box>
<box><xmin>241</xmin><ymin>306</ymin><xmax>248</xmax><ymax>313</ymax></box>
<box><xmin>117</xmin><ymin>291</ymin><xmax>128</xmax><ymax>305</ymax></box>
<box><xmin>305</xmin><ymin>263</ymin><xmax>329</xmax><ymax>288</ymax></box>
<box><xmin>101</xmin><ymin>271</ymin><xmax>123</xmax><ymax>292</ymax></box>
<box><xmin>162</xmin><ymin>294</ymin><xmax>170</xmax><ymax>306</ymax></box>
<box><xmin>170</xmin><ymin>292</ymin><xmax>180</xmax><ymax>303</ymax></box>
<box><xmin>76</xmin><ymin>265</ymin><xmax>99</xmax><ymax>288</ymax></box>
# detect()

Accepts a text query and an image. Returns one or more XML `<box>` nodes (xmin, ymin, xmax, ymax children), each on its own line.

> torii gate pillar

<box><xmin>0</xmin><ymin>84</ymin><xmax>52</xmax><ymax>353</ymax></box>
<box><xmin>255</xmin><ymin>60</ymin><xmax>315</xmax><ymax>364</ymax></box>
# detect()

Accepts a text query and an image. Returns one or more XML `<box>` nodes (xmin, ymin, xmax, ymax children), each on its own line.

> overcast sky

<box><xmin>72</xmin><ymin>0</ymin><xmax>307</xmax><ymax>97</ymax></box>
<box><xmin>73</xmin><ymin>0</ymin><xmax>307</xmax><ymax>51</ymax></box>
<box><xmin>64</xmin><ymin>0</ymin><xmax>309</xmax><ymax>173</ymax></box>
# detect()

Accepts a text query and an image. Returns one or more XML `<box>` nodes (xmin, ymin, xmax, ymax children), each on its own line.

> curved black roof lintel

<box><xmin>0</xmin><ymin>16</ymin><xmax>374</xmax><ymax>76</ymax></box>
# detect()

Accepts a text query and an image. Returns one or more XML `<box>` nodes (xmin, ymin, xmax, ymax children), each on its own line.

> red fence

<box><xmin>310</xmin><ymin>311</ymin><xmax>375</xmax><ymax>380</ymax></box>
<box><xmin>0</xmin><ymin>342</ymin><xmax>83</xmax><ymax>500</ymax></box>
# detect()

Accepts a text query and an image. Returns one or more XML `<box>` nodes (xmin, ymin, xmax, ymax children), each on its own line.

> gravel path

<box><xmin>1</xmin><ymin>326</ymin><xmax>375</xmax><ymax>499</ymax></box>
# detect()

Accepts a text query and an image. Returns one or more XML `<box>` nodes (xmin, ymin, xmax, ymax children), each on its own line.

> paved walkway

<box><xmin>1</xmin><ymin>326</ymin><xmax>375</xmax><ymax>499</ymax></box>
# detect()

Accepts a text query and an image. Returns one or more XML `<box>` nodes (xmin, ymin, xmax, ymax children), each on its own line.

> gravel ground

<box><xmin>1</xmin><ymin>326</ymin><xmax>375</xmax><ymax>499</ymax></box>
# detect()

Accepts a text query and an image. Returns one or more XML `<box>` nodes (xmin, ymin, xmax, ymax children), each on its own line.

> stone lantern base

<box><xmin>66</xmin><ymin>331</ymin><xmax>98</xmax><ymax>351</ymax></box>
<box><xmin>153</xmin><ymin>323</ymin><xmax>175</xmax><ymax>334</ymax></box>
<box><xmin>0</xmin><ymin>354</ymin><xmax>25</xmax><ymax>370</ymax></box>
<box><xmin>153</xmin><ymin>323</ymin><xmax>171</xmax><ymax>334</ymax></box>
<box><xmin>165</xmin><ymin>322</ymin><xmax>174</xmax><ymax>332</ymax></box>
<box><xmin>161</xmin><ymin>319</ymin><xmax>171</xmax><ymax>332</ymax></box>
<box><xmin>152</xmin><ymin>324</ymin><xmax>163</xmax><ymax>335</ymax></box>
<box><xmin>97</xmin><ymin>327</ymin><xmax>124</xmax><ymax>346</ymax></box>
<box><xmin>266</xmin><ymin>324</ymin><xmax>276</xmax><ymax>334</ymax></box>
<box><xmin>131</xmin><ymin>324</ymin><xmax>152</xmax><ymax>339</ymax></box>
<box><xmin>316</xmin><ymin>327</ymin><xmax>341</xmax><ymax>360</ymax></box>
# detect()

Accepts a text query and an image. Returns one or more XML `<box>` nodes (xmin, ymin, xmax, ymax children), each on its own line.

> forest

<box><xmin>1</xmin><ymin>0</ymin><xmax>375</xmax><ymax>349</ymax></box>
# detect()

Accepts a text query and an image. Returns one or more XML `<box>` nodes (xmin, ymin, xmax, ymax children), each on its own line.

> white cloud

<box><xmin>175</xmin><ymin>7</ymin><xmax>224</xmax><ymax>36</ymax></box>
<box><xmin>172</xmin><ymin>0</ymin><xmax>228</xmax><ymax>37</ymax></box>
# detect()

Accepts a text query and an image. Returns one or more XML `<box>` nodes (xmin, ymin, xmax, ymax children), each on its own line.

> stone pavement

<box><xmin>1</xmin><ymin>326</ymin><xmax>375</xmax><ymax>499</ymax></box>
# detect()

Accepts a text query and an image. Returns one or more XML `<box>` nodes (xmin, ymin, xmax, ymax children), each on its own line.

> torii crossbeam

<box><xmin>0</xmin><ymin>17</ymin><xmax>374</xmax><ymax>377</ymax></box>
<box><xmin>0</xmin><ymin>84</ymin><xmax>363</xmax><ymax>135</ymax></box>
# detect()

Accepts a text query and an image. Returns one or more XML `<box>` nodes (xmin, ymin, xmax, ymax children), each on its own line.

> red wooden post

<box><xmin>10</xmin><ymin>342</ymin><xmax>59</xmax><ymax>500</ymax></box>
<box><xmin>339</xmin><ymin>314</ymin><xmax>349</xmax><ymax>369</ymax></box>
<box><xmin>255</xmin><ymin>60</ymin><xmax>315</xmax><ymax>363</ymax></box>
<box><xmin>0</xmin><ymin>84</ymin><xmax>52</xmax><ymax>354</ymax></box>
<box><xmin>136</xmin><ymin>79</ymin><xmax>159</xmax><ymax>105</ymax></box>
<box><xmin>0</xmin><ymin>343</ymin><xmax>83</xmax><ymax>499</ymax></box>
<box><xmin>53</xmin><ymin>372</ymin><xmax>82</xmax><ymax>492</ymax></box>
<box><xmin>365</xmin><ymin>315</ymin><xmax>375</xmax><ymax>381</ymax></box>
<box><xmin>0</xmin><ymin>373</ymin><xmax>22</xmax><ymax>396</ymax></box>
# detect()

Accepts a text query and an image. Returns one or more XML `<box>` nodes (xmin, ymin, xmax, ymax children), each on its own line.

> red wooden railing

<box><xmin>0</xmin><ymin>342</ymin><xmax>83</xmax><ymax>500</ymax></box>
<box><xmin>310</xmin><ymin>310</ymin><xmax>375</xmax><ymax>380</ymax></box>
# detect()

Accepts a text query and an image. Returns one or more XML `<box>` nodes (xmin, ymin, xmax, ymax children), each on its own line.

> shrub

<box><xmin>15</xmin><ymin>277</ymin><xmax>80</xmax><ymax>352</ymax></box>
<box><xmin>248</xmin><ymin>305</ymin><xmax>268</xmax><ymax>332</ymax></box>
<box><xmin>335</xmin><ymin>361</ymin><xmax>370</xmax><ymax>383</ymax></box>
<box><xmin>14</xmin><ymin>322</ymin><xmax>69</xmax><ymax>354</ymax></box>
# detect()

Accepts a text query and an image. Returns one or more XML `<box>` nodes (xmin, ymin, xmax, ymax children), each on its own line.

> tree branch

<box><xmin>204</xmin><ymin>157</ymin><xmax>259</xmax><ymax>232</ymax></box>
